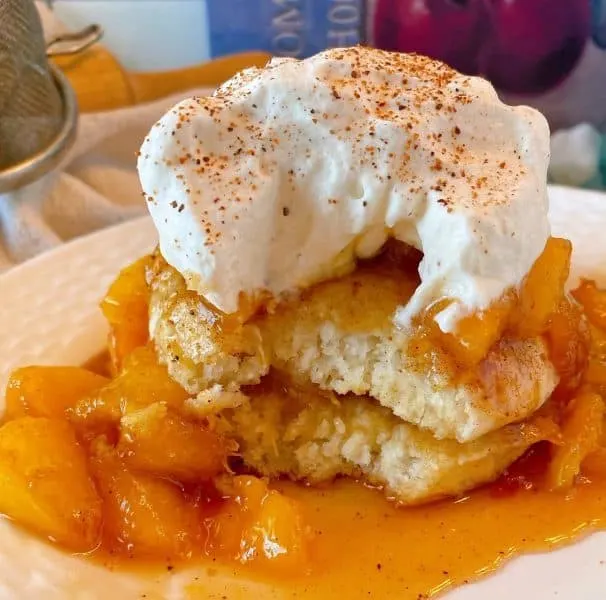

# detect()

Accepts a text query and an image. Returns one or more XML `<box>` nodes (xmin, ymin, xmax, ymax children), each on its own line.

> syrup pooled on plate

<box><xmin>265</xmin><ymin>469</ymin><xmax>606</xmax><ymax>599</ymax></box>
<box><xmin>1</xmin><ymin>250</ymin><xmax>606</xmax><ymax>599</ymax></box>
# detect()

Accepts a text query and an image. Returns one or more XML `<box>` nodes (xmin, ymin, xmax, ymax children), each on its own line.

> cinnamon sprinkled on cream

<box><xmin>138</xmin><ymin>47</ymin><xmax>551</xmax><ymax>330</ymax></box>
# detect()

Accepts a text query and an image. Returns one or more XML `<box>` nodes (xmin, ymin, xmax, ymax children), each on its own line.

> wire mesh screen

<box><xmin>0</xmin><ymin>0</ymin><xmax>63</xmax><ymax>170</ymax></box>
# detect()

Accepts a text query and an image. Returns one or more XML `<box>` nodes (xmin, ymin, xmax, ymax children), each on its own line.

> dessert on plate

<box><xmin>140</xmin><ymin>46</ymin><xmax>564</xmax><ymax>503</ymax></box>
<box><xmin>1</xmin><ymin>47</ymin><xmax>606</xmax><ymax>599</ymax></box>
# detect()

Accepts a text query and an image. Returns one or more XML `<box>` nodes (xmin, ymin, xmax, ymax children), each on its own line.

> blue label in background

<box><xmin>207</xmin><ymin>0</ymin><xmax>365</xmax><ymax>58</ymax></box>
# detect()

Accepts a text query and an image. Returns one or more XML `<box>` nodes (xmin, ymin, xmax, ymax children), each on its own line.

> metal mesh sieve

<box><xmin>0</xmin><ymin>0</ymin><xmax>64</xmax><ymax>170</ymax></box>
<box><xmin>0</xmin><ymin>0</ymin><xmax>102</xmax><ymax>192</ymax></box>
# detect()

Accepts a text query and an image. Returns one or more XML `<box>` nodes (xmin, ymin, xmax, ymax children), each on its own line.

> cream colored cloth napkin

<box><xmin>0</xmin><ymin>88</ymin><xmax>211</xmax><ymax>272</ymax></box>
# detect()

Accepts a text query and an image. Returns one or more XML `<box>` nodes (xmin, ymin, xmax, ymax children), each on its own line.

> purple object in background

<box><xmin>367</xmin><ymin>0</ymin><xmax>606</xmax><ymax>129</ymax></box>
<box><xmin>373</xmin><ymin>0</ymin><xmax>487</xmax><ymax>78</ymax></box>
<box><xmin>373</xmin><ymin>0</ymin><xmax>591</xmax><ymax>95</ymax></box>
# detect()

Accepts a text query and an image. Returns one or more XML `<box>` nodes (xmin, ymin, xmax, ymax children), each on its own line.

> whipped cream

<box><xmin>138</xmin><ymin>47</ymin><xmax>551</xmax><ymax>331</ymax></box>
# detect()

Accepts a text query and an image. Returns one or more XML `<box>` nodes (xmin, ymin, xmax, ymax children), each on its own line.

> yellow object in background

<box><xmin>52</xmin><ymin>46</ymin><xmax>270</xmax><ymax>113</ymax></box>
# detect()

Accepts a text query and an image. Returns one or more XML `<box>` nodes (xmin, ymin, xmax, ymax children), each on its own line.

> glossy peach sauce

<box><xmin>273</xmin><ymin>471</ymin><xmax>606</xmax><ymax>599</ymax></box>
<box><xmin>95</xmin><ymin>449</ymin><xmax>606</xmax><ymax>600</ymax></box>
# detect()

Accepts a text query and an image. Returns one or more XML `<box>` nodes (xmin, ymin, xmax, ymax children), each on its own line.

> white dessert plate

<box><xmin>0</xmin><ymin>185</ymin><xmax>605</xmax><ymax>599</ymax></box>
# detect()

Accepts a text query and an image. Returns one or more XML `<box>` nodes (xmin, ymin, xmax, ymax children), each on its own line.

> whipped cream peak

<box><xmin>138</xmin><ymin>47</ymin><xmax>551</xmax><ymax>330</ymax></box>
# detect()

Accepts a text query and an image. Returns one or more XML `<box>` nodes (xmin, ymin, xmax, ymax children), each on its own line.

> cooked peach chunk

<box><xmin>547</xmin><ymin>392</ymin><xmax>605</xmax><ymax>490</ymax></box>
<box><xmin>70</xmin><ymin>346</ymin><xmax>189</xmax><ymax>428</ymax></box>
<box><xmin>101</xmin><ymin>256</ymin><xmax>153</xmax><ymax>374</ymax></box>
<box><xmin>545</xmin><ymin>300</ymin><xmax>589</xmax><ymax>394</ymax></box>
<box><xmin>210</xmin><ymin>476</ymin><xmax>309</xmax><ymax>572</ymax></box>
<box><xmin>572</xmin><ymin>279</ymin><xmax>606</xmax><ymax>330</ymax></box>
<box><xmin>515</xmin><ymin>237</ymin><xmax>572</xmax><ymax>337</ymax></box>
<box><xmin>440</xmin><ymin>297</ymin><xmax>511</xmax><ymax>369</ymax></box>
<box><xmin>91</xmin><ymin>439</ymin><xmax>204</xmax><ymax>559</ymax></box>
<box><xmin>208</xmin><ymin>476</ymin><xmax>268</xmax><ymax>559</ymax></box>
<box><xmin>118</xmin><ymin>403</ymin><xmax>232</xmax><ymax>482</ymax></box>
<box><xmin>249</xmin><ymin>489</ymin><xmax>309</xmax><ymax>570</ymax></box>
<box><xmin>0</xmin><ymin>417</ymin><xmax>102</xmax><ymax>551</ymax></box>
<box><xmin>4</xmin><ymin>366</ymin><xmax>108</xmax><ymax>420</ymax></box>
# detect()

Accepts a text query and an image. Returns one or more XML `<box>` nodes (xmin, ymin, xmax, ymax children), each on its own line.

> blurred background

<box><xmin>53</xmin><ymin>0</ymin><xmax>212</xmax><ymax>71</ymax></box>
<box><xmin>50</xmin><ymin>0</ymin><xmax>606</xmax><ymax>187</ymax></box>
<box><xmin>51</xmin><ymin>0</ymin><xmax>606</xmax><ymax>128</ymax></box>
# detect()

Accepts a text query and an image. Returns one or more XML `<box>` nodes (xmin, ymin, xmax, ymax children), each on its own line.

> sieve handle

<box><xmin>127</xmin><ymin>52</ymin><xmax>271</xmax><ymax>105</ymax></box>
<box><xmin>46</xmin><ymin>24</ymin><xmax>103</xmax><ymax>57</ymax></box>
<box><xmin>53</xmin><ymin>48</ymin><xmax>270</xmax><ymax>113</ymax></box>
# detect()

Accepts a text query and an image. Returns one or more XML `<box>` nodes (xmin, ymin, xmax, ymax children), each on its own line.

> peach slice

<box><xmin>440</xmin><ymin>297</ymin><xmax>512</xmax><ymax>369</ymax></box>
<box><xmin>210</xmin><ymin>476</ymin><xmax>309</xmax><ymax>572</ymax></box>
<box><xmin>101</xmin><ymin>255</ymin><xmax>153</xmax><ymax>374</ymax></box>
<box><xmin>118</xmin><ymin>403</ymin><xmax>233</xmax><ymax>482</ymax></box>
<box><xmin>4</xmin><ymin>366</ymin><xmax>108</xmax><ymax>420</ymax></box>
<box><xmin>91</xmin><ymin>439</ymin><xmax>204</xmax><ymax>559</ymax></box>
<box><xmin>0</xmin><ymin>417</ymin><xmax>102</xmax><ymax>551</ymax></box>
<box><xmin>70</xmin><ymin>346</ymin><xmax>189</xmax><ymax>429</ymax></box>
<box><xmin>572</xmin><ymin>279</ymin><xmax>606</xmax><ymax>331</ymax></box>
<box><xmin>545</xmin><ymin>300</ymin><xmax>590</xmax><ymax>395</ymax></box>
<box><xmin>515</xmin><ymin>237</ymin><xmax>572</xmax><ymax>337</ymax></box>
<box><xmin>547</xmin><ymin>392</ymin><xmax>605</xmax><ymax>490</ymax></box>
